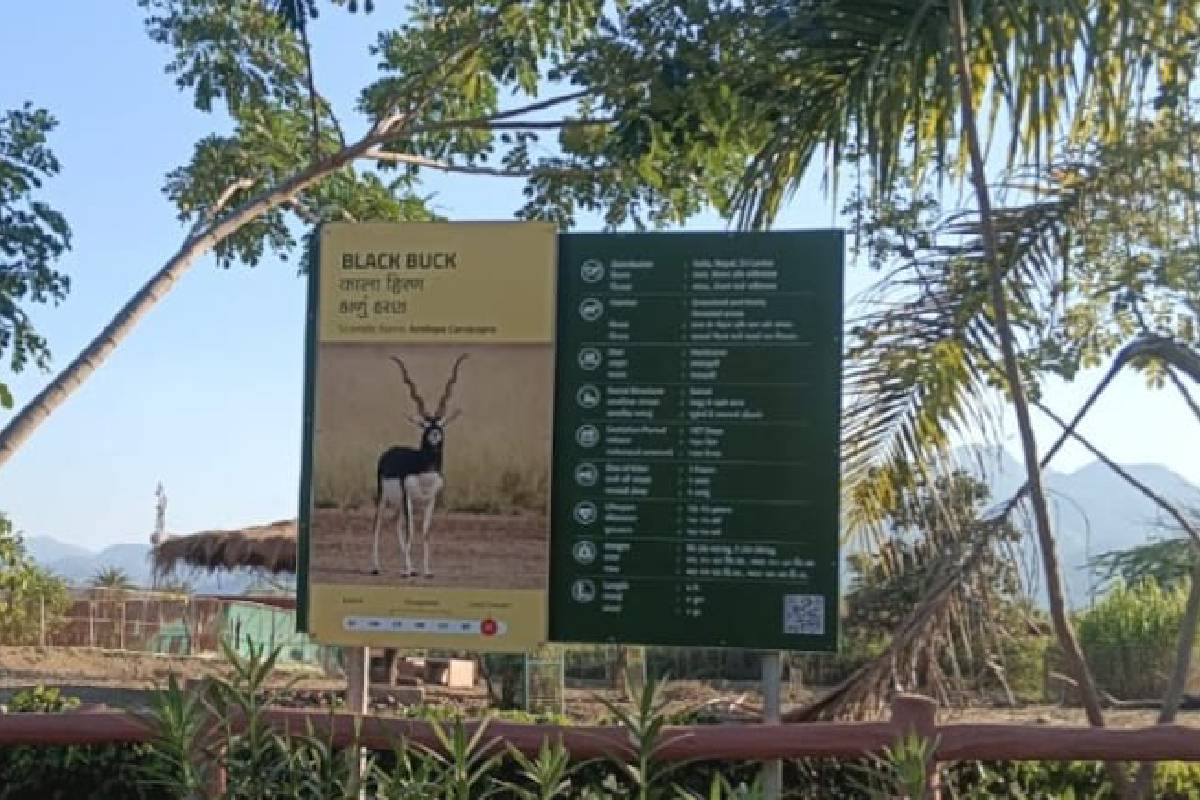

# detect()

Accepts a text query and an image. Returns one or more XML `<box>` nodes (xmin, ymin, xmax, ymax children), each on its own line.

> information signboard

<box><xmin>548</xmin><ymin>232</ymin><xmax>842</xmax><ymax>651</ymax></box>
<box><xmin>299</xmin><ymin>222</ymin><xmax>556</xmax><ymax>651</ymax></box>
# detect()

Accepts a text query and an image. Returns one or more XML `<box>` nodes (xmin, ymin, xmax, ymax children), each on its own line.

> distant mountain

<box><xmin>45</xmin><ymin>543</ymin><xmax>157</xmax><ymax>586</ymax></box>
<box><xmin>953</xmin><ymin>446</ymin><xmax>1200</xmax><ymax>608</ymax></box>
<box><xmin>29</xmin><ymin>537</ymin><xmax>254</xmax><ymax>594</ymax></box>
<box><xmin>26</xmin><ymin>451</ymin><xmax>1199</xmax><ymax>608</ymax></box>
<box><xmin>25</xmin><ymin>535</ymin><xmax>92</xmax><ymax>565</ymax></box>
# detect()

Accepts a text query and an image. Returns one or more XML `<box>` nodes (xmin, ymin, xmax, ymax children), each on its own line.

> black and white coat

<box><xmin>369</xmin><ymin>353</ymin><xmax>467</xmax><ymax>578</ymax></box>
<box><xmin>370</xmin><ymin>419</ymin><xmax>447</xmax><ymax>577</ymax></box>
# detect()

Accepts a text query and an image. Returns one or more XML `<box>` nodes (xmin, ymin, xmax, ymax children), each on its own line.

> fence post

<box><xmin>184</xmin><ymin>598</ymin><xmax>193</xmax><ymax>655</ymax></box>
<box><xmin>120</xmin><ymin>601</ymin><xmax>126</xmax><ymax>651</ymax></box>
<box><xmin>889</xmin><ymin>694</ymin><xmax>940</xmax><ymax>800</ymax></box>
<box><xmin>39</xmin><ymin>594</ymin><xmax>46</xmax><ymax>647</ymax></box>
<box><xmin>89</xmin><ymin>601</ymin><xmax>94</xmax><ymax>648</ymax></box>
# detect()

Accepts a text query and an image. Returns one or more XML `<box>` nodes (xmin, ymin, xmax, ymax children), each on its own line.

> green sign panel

<box><xmin>549</xmin><ymin>231</ymin><xmax>843</xmax><ymax>651</ymax></box>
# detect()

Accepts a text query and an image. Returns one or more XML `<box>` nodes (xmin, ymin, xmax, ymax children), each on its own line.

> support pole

<box><xmin>346</xmin><ymin>646</ymin><xmax>370</xmax><ymax>795</ymax></box>
<box><xmin>761</xmin><ymin>651</ymin><xmax>783</xmax><ymax>800</ymax></box>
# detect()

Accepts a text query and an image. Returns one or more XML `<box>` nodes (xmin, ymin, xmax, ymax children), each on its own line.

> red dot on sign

<box><xmin>481</xmin><ymin>619</ymin><xmax>498</xmax><ymax>636</ymax></box>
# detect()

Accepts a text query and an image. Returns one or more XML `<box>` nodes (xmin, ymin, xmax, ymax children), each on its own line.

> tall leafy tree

<box><xmin>0</xmin><ymin>512</ymin><xmax>71</xmax><ymax>646</ymax></box>
<box><xmin>0</xmin><ymin>104</ymin><xmax>71</xmax><ymax>409</ymax></box>
<box><xmin>0</xmin><ymin>0</ymin><xmax>686</xmax><ymax>465</ymax></box>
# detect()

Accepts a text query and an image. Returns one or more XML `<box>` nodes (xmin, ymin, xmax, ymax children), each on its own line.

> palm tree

<box><xmin>726</xmin><ymin>3</ymin><xmax>1196</xmax><ymax>795</ymax></box>
<box><xmin>91</xmin><ymin>565</ymin><xmax>136</xmax><ymax>591</ymax></box>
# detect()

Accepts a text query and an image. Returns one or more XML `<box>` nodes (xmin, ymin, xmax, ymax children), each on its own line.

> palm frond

<box><xmin>733</xmin><ymin>0</ymin><xmax>1172</xmax><ymax>229</ymax></box>
<box><xmin>842</xmin><ymin>175</ymin><xmax>1083</xmax><ymax>541</ymax></box>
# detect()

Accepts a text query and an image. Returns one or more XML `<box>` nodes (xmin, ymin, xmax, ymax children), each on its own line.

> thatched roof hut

<box><xmin>153</xmin><ymin>519</ymin><xmax>297</xmax><ymax>575</ymax></box>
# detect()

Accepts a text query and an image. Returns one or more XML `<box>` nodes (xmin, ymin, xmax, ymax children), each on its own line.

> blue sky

<box><xmin>1</xmin><ymin>4</ymin><xmax>1197</xmax><ymax>550</ymax></box>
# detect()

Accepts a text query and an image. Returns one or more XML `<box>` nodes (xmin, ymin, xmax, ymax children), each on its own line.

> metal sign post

<box><xmin>761</xmin><ymin>651</ymin><xmax>783</xmax><ymax>800</ymax></box>
<box><xmin>346</xmin><ymin>646</ymin><xmax>369</xmax><ymax>795</ymax></box>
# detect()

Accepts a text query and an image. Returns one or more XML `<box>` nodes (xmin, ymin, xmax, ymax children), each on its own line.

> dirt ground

<box><xmin>0</xmin><ymin>646</ymin><xmax>338</xmax><ymax>691</ymax></box>
<box><xmin>310</xmin><ymin>507</ymin><xmax>548</xmax><ymax>589</ymax></box>
<box><xmin>5</xmin><ymin>646</ymin><xmax>1200</xmax><ymax>727</ymax></box>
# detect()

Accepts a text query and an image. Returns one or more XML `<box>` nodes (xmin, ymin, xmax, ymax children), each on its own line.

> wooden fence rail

<box><xmin>3</xmin><ymin>695</ymin><xmax>1200</xmax><ymax>792</ymax></box>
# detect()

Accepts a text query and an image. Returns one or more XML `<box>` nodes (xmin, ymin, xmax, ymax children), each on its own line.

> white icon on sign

<box><xmin>571</xmin><ymin>579</ymin><xmax>597</xmax><ymax>603</ymax></box>
<box><xmin>579</xmin><ymin>297</ymin><xmax>604</xmax><ymax>322</ymax></box>
<box><xmin>576</xmin><ymin>424</ymin><xmax>600</xmax><ymax>448</ymax></box>
<box><xmin>578</xmin><ymin>348</ymin><xmax>602</xmax><ymax>371</ymax></box>
<box><xmin>576</xmin><ymin>384</ymin><xmax>601</xmax><ymax>409</ymax></box>
<box><xmin>572</xmin><ymin>540</ymin><xmax>598</xmax><ymax>565</ymax></box>
<box><xmin>580</xmin><ymin>259</ymin><xmax>605</xmax><ymax>283</ymax></box>
<box><xmin>574</xmin><ymin>501</ymin><xmax>598</xmax><ymax>525</ymax></box>
<box><xmin>574</xmin><ymin>462</ymin><xmax>599</xmax><ymax>487</ymax></box>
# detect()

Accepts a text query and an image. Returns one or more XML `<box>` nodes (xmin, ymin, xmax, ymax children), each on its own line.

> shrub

<box><xmin>946</xmin><ymin>760</ymin><xmax>1200</xmax><ymax>799</ymax></box>
<box><xmin>0</xmin><ymin>512</ymin><xmax>72</xmax><ymax>645</ymax></box>
<box><xmin>0</xmin><ymin>685</ymin><xmax>166</xmax><ymax>800</ymax></box>
<box><xmin>1077</xmin><ymin>579</ymin><xmax>1192</xmax><ymax>699</ymax></box>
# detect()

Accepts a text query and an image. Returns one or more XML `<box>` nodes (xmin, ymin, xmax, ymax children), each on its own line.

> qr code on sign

<box><xmin>783</xmin><ymin>594</ymin><xmax>825</xmax><ymax>635</ymax></box>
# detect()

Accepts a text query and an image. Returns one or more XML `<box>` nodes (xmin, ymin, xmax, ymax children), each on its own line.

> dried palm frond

<box><xmin>788</xmin><ymin>508</ymin><xmax>1027</xmax><ymax>721</ymax></box>
<box><xmin>153</xmin><ymin>520</ymin><xmax>297</xmax><ymax>575</ymax></box>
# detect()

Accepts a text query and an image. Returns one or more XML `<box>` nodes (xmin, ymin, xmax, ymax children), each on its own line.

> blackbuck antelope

<box><xmin>371</xmin><ymin>353</ymin><xmax>468</xmax><ymax>577</ymax></box>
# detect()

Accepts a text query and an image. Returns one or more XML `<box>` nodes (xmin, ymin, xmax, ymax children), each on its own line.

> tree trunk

<box><xmin>0</xmin><ymin>135</ymin><xmax>379</xmax><ymax>468</ymax></box>
<box><xmin>1132</xmin><ymin>369</ymin><xmax>1200</xmax><ymax>799</ymax></box>
<box><xmin>945</xmin><ymin>0</ymin><xmax>1126</xmax><ymax>795</ymax></box>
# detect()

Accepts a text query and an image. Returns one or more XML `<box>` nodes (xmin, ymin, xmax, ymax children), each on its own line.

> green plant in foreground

<box><xmin>851</xmin><ymin>731</ymin><xmax>940</xmax><ymax>800</ymax></box>
<box><xmin>132</xmin><ymin>640</ymin><xmax>1200</xmax><ymax>800</ymax></box>
<box><xmin>373</xmin><ymin>742</ymin><xmax>446</xmax><ymax>799</ymax></box>
<box><xmin>1</xmin><ymin>685</ymin><xmax>161</xmax><ymax>800</ymax></box>
<box><xmin>495</xmin><ymin>736</ymin><xmax>578</xmax><ymax>800</ymax></box>
<box><xmin>142</xmin><ymin>673</ymin><xmax>210</xmax><ymax>797</ymax></box>
<box><xmin>276</xmin><ymin>716</ymin><xmax>363</xmax><ymax>800</ymax></box>
<box><xmin>676</xmin><ymin>773</ymin><xmax>767</xmax><ymax>800</ymax></box>
<box><xmin>598</xmin><ymin>671</ymin><xmax>697</xmax><ymax>800</ymax></box>
<box><xmin>415</xmin><ymin>715</ymin><xmax>504</xmax><ymax>800</ymax></box>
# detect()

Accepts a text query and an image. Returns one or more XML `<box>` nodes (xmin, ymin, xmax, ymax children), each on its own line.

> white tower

<box><xmin>151</xmin><ymin>482</ymin><xmax>167</xmax><ymax>547</ymax></box>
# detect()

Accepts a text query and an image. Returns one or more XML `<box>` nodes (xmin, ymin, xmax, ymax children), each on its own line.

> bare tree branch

<box><xmin>364</xmin><ymin>148</ymin><xmax>592</xmax><ymax>179</ymax></box>
<box><xmin>207</xmin><ymin>178</ymin><xmax>256</xmax><ymax>221</ymax></box>
<box><xmin>1169</xmin><ymin>367</ymin><xmax>1200</xmax><ymax>422</ymax></box>
<box><xmin>1034</xmin><ymin>402</ymin><xmax>1200</xmax><ymax>546</ymax></box>
<box><xmin>392</xmin><ymin>90</ymin><xmax>594</xmax><ymax>139</ymax></box>
<box><xmin>988</xmin><ymin>335</ymin><xmax>1200</xmax><ymax>523</ymax></box>
<box><xmin>418</xmin><ymin>117</ymin><xmax>617</xmax><ymax>133</ymax></box>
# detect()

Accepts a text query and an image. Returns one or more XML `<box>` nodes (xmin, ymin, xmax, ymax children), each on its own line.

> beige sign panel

<box><xmin>302</xmin><ymin>221</ymin><xmax>556</xmax><ymax>651</ymax></box>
